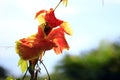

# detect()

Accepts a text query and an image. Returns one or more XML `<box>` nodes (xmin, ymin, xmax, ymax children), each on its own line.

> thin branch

<box><xmin>40</xmin><ymin>60</ymin><xmax>51</xmax><ymax>80</ymax></box>
<box><xmin>34</xmin><ymin>63</ymin><xmax>41</xmax><ymax>80</ymax></box>
<box><xmin>54</xmin><ymin>0</ymin><xmax>62</xmax><ymax>11</ymax></box>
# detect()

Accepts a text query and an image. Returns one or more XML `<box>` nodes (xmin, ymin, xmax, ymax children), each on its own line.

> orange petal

<box><xmin>33</xmin><ymin>39</ymin><xmax>56</xmax><ymax>50</ymax></box>
<box><xmin>53</xmin><ymin>38</ymin><xmax>69</xmax><ymax>54</ymax></box>
<box><xmin>16</xmin><ymin>40</ymin><xmax>42</xmax><ymax>60</ymax></box>
<box><xmin>47</xmin><ymin>28</ymin><xmax>69</xmax><ymax>54</ymax></box>
<box><xmin>36</xmin><ymin>25</ymin><xmax>45</xmax><ymax>39</ymax></box>
<box><xmin>47</xmin><ymin>28</ymin><xmax>64</xmax><ymax>40</ymax></box>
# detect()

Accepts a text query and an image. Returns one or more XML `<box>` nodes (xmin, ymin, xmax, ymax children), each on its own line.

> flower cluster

<box><xmin>15</xmin><ymin>0</ymin><xmax>72</xmax><ymax>73</ymax></box>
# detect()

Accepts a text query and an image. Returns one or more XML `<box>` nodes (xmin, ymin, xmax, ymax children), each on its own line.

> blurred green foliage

<box><xmin>49</xmin><ymin>40</ymin><xmax>120</xmax><ymax>80</ymax></box>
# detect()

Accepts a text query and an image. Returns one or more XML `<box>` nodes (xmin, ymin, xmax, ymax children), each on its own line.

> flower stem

<box><xmin>54</xmin><ymin>0</ymin><xmax>62</xmax><ymax>11</ymax></box>
<box><xmin>40</xmin><ymin>60</ymin><xmax>51</xmax><ymax>80</ymax></box>
<box><xmin>22</xmin><ymin>67</ymin><xmax>29</xmax><ymax>80</ymax></box>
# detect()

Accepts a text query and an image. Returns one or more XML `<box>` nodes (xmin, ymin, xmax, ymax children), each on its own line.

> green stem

<box><xmin>29</xmin><ymin>59</ymin><xmax>38</xmax><ymax>80</ymax></box>
<box><xmin>22</xmin><ymin>67</ymin><xmax>29</xmax><ymax>80</ymax></box>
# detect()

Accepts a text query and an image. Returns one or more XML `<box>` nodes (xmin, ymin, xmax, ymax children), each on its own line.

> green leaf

<box><xmin>18</xmin><ymin>58</ymin><xmax>28</xmax><ymax>73</ymax></box>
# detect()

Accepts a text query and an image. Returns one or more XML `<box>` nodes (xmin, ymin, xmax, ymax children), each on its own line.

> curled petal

<box><xmin>33</xmin><ymin>39</ymin><xmax>56</xmax><ymax>50</ymax></box>
<box><xmin>45</xmin><ymin>8</ymin><xmax>63</xmax><ymax>28</ymax></box>
<box><xmin>35</xmin><ymin>10</ymin><xmax>47</xmax><ymax>24</ymax></box>
<box><xmin>36</xmin><ymin>14</ymin><xmax>46</xmax><ymax>24</ymax></box>
<box><xmin>60</xmin><ymin>22</ymin><xmax>73</xmax><ymax>35</ymax></box>
<box><xmin>37</xmin><ymin>14</ymin><xmax>46</xmax><ymax>24</ymax></box>
<box><xmin>35</xmin><ymin>8</ymin><xmax>63</xmax><ymax>28</ymax></box>
<box><xmin>53</xmin><ymin>37</ymin><xmax>69</xmax><ymax>54</ymax></box>
<box><xmin>47</xmin><ymin>27</ymin><xmax>64</xmax><ymax>40</ymax></box>
<box><xmin>47</xmin><ymin>28</ymin><xmax>69</xmax><ymax>54</ymax></box>
<box><xmin>16</xmin><ymin>39</ymin><xmax>54</xmax><ymax>60</ymax></box>
<box><xmin>16</xmin><ymin>40</ymin><xmax>42</xmax><ymax>60</ymax></box>
<box><xmin>16</xmin><ymin>32</ymin><xmax>56</xmax><ymax>60</ymax></box>
<box><xmin>35</xmin><ymin>10</ymin><xmax>47</xmax><ymax>18</ymax></box>
<box><xmin>18</xmin><ymin>35</ymin><xmax>36</xmax><ymax>48</ymax></box>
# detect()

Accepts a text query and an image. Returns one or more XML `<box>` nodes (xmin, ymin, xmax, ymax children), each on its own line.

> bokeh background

<box><xmin>0</xmin><ymin>0</ymin><xmax>120</xmax><ymax>79</ymax></box>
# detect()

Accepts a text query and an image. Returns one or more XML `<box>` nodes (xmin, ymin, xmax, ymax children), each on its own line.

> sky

<box><xmin>0</xmin><ymin>0</ymin><xmax>120</xmax><ymax>77</ymax></box>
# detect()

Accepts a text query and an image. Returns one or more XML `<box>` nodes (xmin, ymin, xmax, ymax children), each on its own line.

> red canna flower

<box><xmin>35</xmin><ymin>8</ymin><xmax>72</xmax><ymax>35</ymax></box>
<box><xmin>34</xmin><ymin>8</ymin><xmax>72</xmax><ymax>55</ymax></box>
<box><xmin>16</xmin><ymin>25</ymin><xmax>56</xmax><ymax>60</ymax></box>
<box><xmin>16</xmin><ymin>7</ymin><xmax>72</xmax><ymax>61</ymax></box>
<box><xmin>16</xmin><ymin>0</ymin><xmax>72</xmax><ymax>76</ymax></box>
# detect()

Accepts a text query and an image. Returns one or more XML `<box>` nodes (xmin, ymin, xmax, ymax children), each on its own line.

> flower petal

<box><xmin>47</xmin><ymin>27</ymin><xmax>64</xmax><ymax>40</ymax></box>
<box><xmin>35</xmin><ymin>10</ymin><xmax>46</xmax><ymax>18</ymax></box>
<box><xmin>62</xmin><ymin>0</ymin><xmax>68</xmax><ymax>6</ymax></box>
<box><xmin>60</xmin><ymin>22</ymin><xmax>73</xmax><ymax>35</ymax></box>
<box><xmin>37</xmin><ymin>14</ymin><xmax>46</xmax><ymax>24</ymax></box>
<box><xmin>16</xmin><ymin>40</ymin><xmax>42</xmax><ymax>60</ymax></box>
<box><xmin>45</xmin><ymin>8</ymin><xmax>63</xmax><ymax>28</ymax></box>
<box><xmin>33</xmin><ymin>39</ymin><xmax>56</xmax><ymax>50</ymax></box>
<box><xmin>16</xmin><ymin>32</ymin><xmax>56</xmax><ymax>60</ymax></box>
<box><xmin>35</xmin><ymin>10</ymin><xmax>47</xmax><ymax>24</ymax></box>
<box><xmin>36</xmin><ymin>25</ymin><xmax>45</xmax><ymax>39</ymax></box>
<box><xmin>53</xmin><ymin>37</ymin><xmax>69</xmax><ymax>54</ymax></box>
<box><xmin>47</xmin><ymin>28</ymin><xmax>69</xmax><ymax>54</ymax></box>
